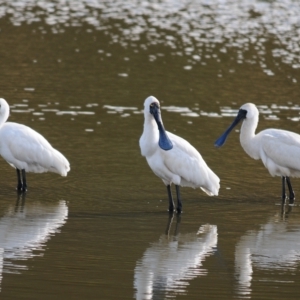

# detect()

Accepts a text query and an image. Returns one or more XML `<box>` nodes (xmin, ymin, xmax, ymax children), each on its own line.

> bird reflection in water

<box><xmin>134</xmin><ymin>214</ymin><xmax>218</xmax><ymax>299</ymax></box>
<box><xmin>235</xmin><ymin>205</ymin><xmax>300</xmax><ymax>298</ymax></box>
<box><xmin>281</xmin><ymin>202</ymin><xmax>293</xmax><ymax>221</ymax></box>
<box><xmin>0</xmin><ymin>194</ymin><xmax>68</xmax><ymax>290</ymax></box>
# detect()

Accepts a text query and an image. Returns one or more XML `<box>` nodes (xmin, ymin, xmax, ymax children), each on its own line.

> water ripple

<box><xmin>0</xmin><ymin>0</ymin><xmax>299</xmax><ymax>78</ymax></box>
<box><xmin>7</xmin><ymin>100</ymin><xmax>300</xmax><ymax>124</ymax></box>
<box><xmin>101</xmin><ymin>102</ymin><xmax>300</xmax><ymax>122</ymax></box>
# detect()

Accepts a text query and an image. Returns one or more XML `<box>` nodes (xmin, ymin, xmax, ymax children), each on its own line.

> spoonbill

<box><xmin>215</xmin><ymin>102</ymin><xmax>300</xmax><ymax>202</ymax></box>
<box><xmin>139</xmin><ymin>96</ymin><xmax>220</xmax><ymax>213</ymax></box>
<box><xmin>0</xmin><ymin>98</ymin><xmax>70</xmax><ymax>192</ymax></box>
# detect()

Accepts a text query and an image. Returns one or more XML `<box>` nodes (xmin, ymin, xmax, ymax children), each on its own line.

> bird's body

<box><xmin>0</xmin><ymin>98</ymin><xmax>70</xmax><ymax>191</ymax></box>
<box><xmin>140</xmin><ymin>96</ymin><xmax>220</xmax><ymax>213</ymax></box>
<box><xmin>0</xmin><ymin>122</ymin><xmax>69</xmax><ymax>175</ymax></box>
<box><xmin>215</xmin><ymin>102</ymin><xmax>300</xmax><ymax>201</ymax></box>
<box><xmin>141</xmin><ymin>123</ymin><xmax>219</xmax><ymax>194</ymax></box>
<box><xmin>241</xmin><ymin>127</ymin><xmax>300</xmax><ymax>178</ymax></box>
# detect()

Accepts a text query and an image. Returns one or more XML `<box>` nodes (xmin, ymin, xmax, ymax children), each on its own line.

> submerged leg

<box><xmin>16</xmin><ymin>168</ymin><xmax>23</xmax><ymax>191</ymax></box>
<box><xmin>175</xmin><ymin>185</ymin><xmax>182</xmax><ymax>214</ymax></box>
<box><xmin>286</xmin><ymin>176</ymin><xmax>295</xmax><ymax>203</ymax></box>
<box><xmin>21</xmin><ymin>169</ymin><xmax>27</xmax><ymax>192</ymax></box>
<box><xmin>282</xmin><ymin>176</ymin><xmax>286</xmax><ymax>203</ymax></box>
<box><xmin>167</xmin><ymin>185</ymin><xmax>174</xmax><ymax>212</ymax></box>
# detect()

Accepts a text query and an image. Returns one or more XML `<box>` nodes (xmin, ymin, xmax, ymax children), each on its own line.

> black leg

<box><xmin>175</xmin><ymin>185</ymin><xmax>182</xmax><ymax>214</ymax></box>
<box><xmin>167</xmin><ymin>185</ymin><xmax>174</xmax><ymax>212</ymax></box>
<box><xmin>286</xmin><ymin>176</ymin><xmax>295</xmax><ymax>203</ymax></box>
<box><xmin>282</xmin><ymin>176</ymin><xmax>286</xmax><ymax>203</ymax></box>
<box><xmin>21</xmin><ymin>169</ymin><xmax>27</xmax><ymax>192</ymax></box>
<box><xmin>16</xmin><ymin>168</ymin><xmax>23</xmax><ymax>191</ymax></box>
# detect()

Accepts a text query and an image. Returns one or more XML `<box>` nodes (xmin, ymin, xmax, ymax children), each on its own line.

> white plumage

<box><xmin>0</xmin><ymin>98</ymin><xmax>70</xmax><ymax>191</ymax></box>
<box><xmin>140</xmin><ymin>96</ymin><xmax>220</xmax><ymax>213</ymax></box>
<box><xmin>215</xmin><ymin>102</ymin><xmax>300</xmax><ymax>201</ymax></box>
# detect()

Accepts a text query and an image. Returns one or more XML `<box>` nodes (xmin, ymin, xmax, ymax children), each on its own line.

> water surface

<box><xmin>0</xmin><ymin>0</ymin><xmax>300</xmax><ymax>299</ymax></box>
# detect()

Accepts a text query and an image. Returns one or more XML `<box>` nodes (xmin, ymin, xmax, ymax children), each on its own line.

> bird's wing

<box><xmin>2</xmin><ymin>123</ymin><xmax>54</xmax><ymax>165</ymax></box>
<box><xmin>260</xmin><ymin>129</ymin><xmax>300</xmax><ymax>171</ymax></box>
<box><xmin>167</xmin><ymin>131</ymin><xmax>203</xmax><ymax>160</ymax></box>
<box><xmin>162</xmin><ymin>131</ymin><xmax>216</xmax><ymax>188</ymax></box>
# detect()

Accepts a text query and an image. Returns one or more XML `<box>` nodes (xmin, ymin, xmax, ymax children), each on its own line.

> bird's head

<box><xmin>0</xmin><ymin>98</ymin><xmax>10</xmax><ymax>121</ymax></box>
<box><xmin>144</xmin><ymin>96</ymin><xmax>160</xmax><ymax>115</ymax></box>
<box><xmin>143</xmin><ymin>96</ymin><xmax>164</xmax><ymax>126</ymax></box>
<box><xmin>143</xmin><ymin>96</ymin><xmax>173</xmax><ymax>151</ymax></box>
<box><xmin>215</xmin><ymin>103</ymin><xmax>258</xmax><ymax>147</ymax></box>
<box><xmin>239</xmin><ymin>103</ymin><xmax>258</xmax><ymax>120</ymax></box>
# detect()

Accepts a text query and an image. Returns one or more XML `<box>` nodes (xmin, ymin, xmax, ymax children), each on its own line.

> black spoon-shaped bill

<box><xmin>215</xmin><ymin>108</ymin><xmax>247</xmax><ymax>147</ymax></box>
<box><xmin>150</xmin><ymin>103</ymin><xmax>173</xmax><ymax>151</ymax></box>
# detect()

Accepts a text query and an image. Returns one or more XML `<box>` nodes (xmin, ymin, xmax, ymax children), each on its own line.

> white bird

<box><xmin>0</xmin><ymin>98</ymin><xmax>70</xmax><ymax>191</ymax></box>
<box><xmin>139</xmin><ymin>96</ymin><xmax>220</xmax><ymax>213</ymax></box>
<box><xmin>215</xmin><ymin>102</ymin><xmax>300</xmax><ymax>202</ymax></box>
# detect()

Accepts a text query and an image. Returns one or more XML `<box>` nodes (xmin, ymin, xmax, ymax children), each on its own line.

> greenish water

<box><xmin>0</xmin><ymin>1</ymin><xmax>299</xmax><ymax>299</ymax></box>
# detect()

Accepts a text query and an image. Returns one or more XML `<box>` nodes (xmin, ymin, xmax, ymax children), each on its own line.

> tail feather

<box><xmin>201</xmin><ymin>169</ymin><xmax>220</xmax><ymax>196</ymax></box>
<box><xmin>50</xmin><ymin>149</ymin><xmax>70</xmax><ymax>176</ymax></box>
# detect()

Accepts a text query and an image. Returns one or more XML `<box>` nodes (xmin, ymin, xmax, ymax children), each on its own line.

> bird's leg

<box><xmin>286</xmin><ymin>176</ymin><xmax>295</xmax><ymax>203</ymax></box>
<box><xmin>167</xmin><ymin>185</ymin><xmax>175</xmax><ymax>212</ymax></box>
<box><xmin>16</xmin><ymin>168</ymin><xmax>23</xmax><ymax>191</ymax></box>
<box><xmin>21</xmin><ymin>169</ymin><xmax>27</xmax><ymax>192</ymax></box>
<box><xmin>175</xmin><ymin>185</ymin><xmax>182</xmax><ymax>214</ymax></box>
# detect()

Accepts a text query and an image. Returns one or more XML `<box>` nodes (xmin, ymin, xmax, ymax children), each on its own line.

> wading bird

<box><xmin>139</xmin><ymin>96</ymin><xmax>220</xmax><ymax>213</ymax></box>
<box><xmin>215</xmin><ymin>102</ymin><xmax>300</xmax><ymax>203</ymax></box>
<box><xmin>0</xmin><ymin>98</ymin><xmax>70</xmax><ymax>192</ymax></box>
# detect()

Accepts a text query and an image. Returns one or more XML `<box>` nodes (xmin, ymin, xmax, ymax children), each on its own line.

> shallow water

<box><xmin>0</xmin><ymin>0</ymin><xmax>300</xmax><ymax>299</ymax></box>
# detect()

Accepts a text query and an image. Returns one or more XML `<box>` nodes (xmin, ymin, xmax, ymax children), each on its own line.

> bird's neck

<box><xmin>140</xmin><ymin>117</ymin><xmax>159</xmax><ymax>156</ymax></box>
<box><xmin>0</xmin><ymin>110</ymin><xmax>9</xmax><ymax>128</ymax></box>
<box><xmin>240</xmin><ymin>117</ymin><xmax>260</xmax><ymax>159</ymax></box>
